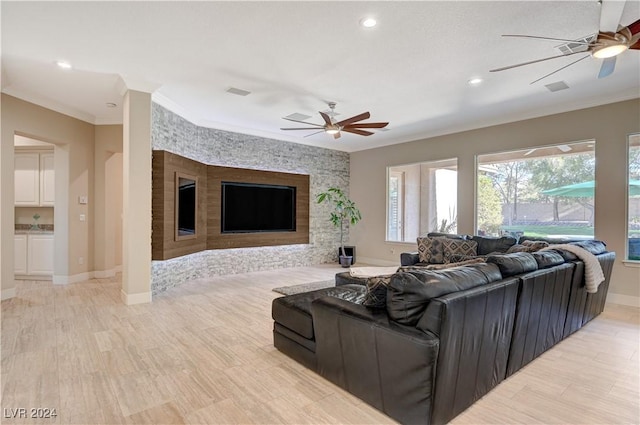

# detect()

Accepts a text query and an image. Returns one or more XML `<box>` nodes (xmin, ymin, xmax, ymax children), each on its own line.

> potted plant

<box><xmin>316</xmin><ymin>187</ymin><xmax>362</xmax><ymax>267</ymax></box>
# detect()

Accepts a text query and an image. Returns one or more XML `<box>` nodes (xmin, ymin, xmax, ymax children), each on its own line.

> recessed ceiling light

<box><xmin>360</xmin><ymin>17</ymin><xmax>377</xmax><ymax>28</ymax></box>
<box><xmin>56</xmin><ymin>60</ymin><xmax>72</xmax><ymax>69</ymax></box>
<box><xmin>106</xmin><ymin>102</ymin><xmax>117</xmax><ymax>108</ymax></box>
<box><xmin>467</xmin><ymin>78</ymin><xmax>483</xmax><ymax>86</ymax></box>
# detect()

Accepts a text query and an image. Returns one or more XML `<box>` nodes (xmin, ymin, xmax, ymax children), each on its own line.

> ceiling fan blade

<box><xmin>501</xmin><ymin>34</ymin><xmax>593</xmax><ymax>45</ymax></box>
<box><xmin>281</xmin><ymin>127</ymin><xmax>326</xmax><ymax>130</ymax></box>
<box><xmin>630</xmin><ymin>39</ymin><xmax>640</xmax><ymax>49</ymax></box>
<box><xmin>334</xmin><ymin>132</ymin><xmax>341</xmax><ymax>140</ymax></box>
<box><xmin>319</xmin><ymin>111</ymin><xmax>332</xmax><ymax>125</ymax></box>
<box><xmin>342</xmin><ymin>128</ymin><xmax>374</xmax><ymax>136</ymax></box>
<box><xmin>344</xmin><ymin>122</ymin><xmax>389</xmax><ymax>129</ymax></box>
<box><xmin>336</xmin><ymin>112</ymin><xmax>370</xmax><ymax>127</ymax></box>
<box><xmin>626</xmin><ymin>18</ymin><xmax>640</xmax><ymax>35</ymax></box>
<box><xmin>529</xmin><ymin>55</ymin><xmax>590</xmax><ymax>84</ymax></box>
<box><xmin>598</xmin><ymin>57</ymin><xmax>617</xmax><ymax>79</ymax></box>
<box><xmin>303</xmin><ymin>130</ymin><xmax>326</xmax><ymax>138</ymax></box>
<box><xmin>599</xmin><ymin>0</ymin><xmax>626</xmax><ymax>33</ymax></box>
<box><xmin>282</xmin><ymin>117</ymin><xmax>323</xmax><ymax>127</ymax></box>
<box><xmin>491</xmin><ymin>50</ymin><xmax>586</xmax><ymax>72</ymax></box>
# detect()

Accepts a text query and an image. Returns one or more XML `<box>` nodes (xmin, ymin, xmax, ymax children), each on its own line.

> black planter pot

<box><xmin>339</xmin><ymin>255</ymin><xmax>353</xmax><ymax>268</ymax></box>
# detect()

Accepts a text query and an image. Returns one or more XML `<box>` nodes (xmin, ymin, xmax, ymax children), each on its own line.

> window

<box><xmin>629</xmin><ymin>134</ymin><xmax>640</xmax><ymax>260</ymax></box>
<box><xmin>386</xmin><ymin>159</ymin><xmax>457</xmax><ymax>242</ymax></box>
<box><xmin>477</xmin><ymin>141</ymin><xmax>595</xmax><ymax>239</ymax></box>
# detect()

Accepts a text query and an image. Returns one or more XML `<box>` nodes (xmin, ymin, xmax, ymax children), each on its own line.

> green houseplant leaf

<box><xmin>316</xmin><ymin>187</ymin><xmax>362</xmax><ymax>260</ymax></box>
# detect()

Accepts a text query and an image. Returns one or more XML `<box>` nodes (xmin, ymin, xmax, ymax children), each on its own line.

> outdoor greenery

<box><xmin>478</xmin><ymin>150</ymin><xmax>596</xmax><ymax>237</ymax></box>
<box><xmin>477</xmin><ymin>174</ymin><xmax>502</xmax><ymax>235</ymax></box>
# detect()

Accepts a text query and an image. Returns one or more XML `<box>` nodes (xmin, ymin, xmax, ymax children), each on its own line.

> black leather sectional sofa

<box><xmin>271</xmin><ymin>239</ymin><xmax>615</xmax><ymax>425</ymax></box>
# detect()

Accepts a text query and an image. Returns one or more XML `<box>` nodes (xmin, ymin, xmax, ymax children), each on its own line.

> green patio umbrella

<box><xmin>542</xmin><ymin>180</ymin><xmax>640</xmax><ymax>197</ymax></box>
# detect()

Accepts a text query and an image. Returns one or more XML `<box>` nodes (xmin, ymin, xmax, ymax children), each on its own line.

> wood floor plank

<box><xmin>1</xmin><ymin>267</ymin><xmax>638</xmax><ymax>424</ymax></box>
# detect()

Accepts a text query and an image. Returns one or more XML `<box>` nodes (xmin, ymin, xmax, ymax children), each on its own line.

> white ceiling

<box><xmin>2</xmin><ymin>1</ymin><xmax>639</xmax><ymax>153</ymax></box>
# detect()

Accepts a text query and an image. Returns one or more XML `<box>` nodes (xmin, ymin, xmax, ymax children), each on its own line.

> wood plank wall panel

<box><xmin>152</xmin><ymin>151</ymin><xmax>310</xmax><ymax>259</ymax></box>
<box><xmin>207</xmin><ymin>166</ymin><xmax>310</xmax><ymax>250</ymax></box>
<box><xmin>151</xmin><ymin>150</ymin><xmax>208</xmax><ymax>260</ymax></box>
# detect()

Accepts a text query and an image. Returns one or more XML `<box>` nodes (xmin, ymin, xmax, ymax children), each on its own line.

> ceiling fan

<box><xmin>490</xmin><ymin>1</ymin><xmax>640</xmax><ymax>84</ymax></box>
<box><xmin>280</xmin><ymin>102</ymin><xmax>389</xmax><ymax>139</ymax></box>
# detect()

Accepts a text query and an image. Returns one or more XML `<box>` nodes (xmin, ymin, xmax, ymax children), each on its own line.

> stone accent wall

<box><xmin>151</xmin><ymin>104</ymin><xmax>350</xmax><ymax>294</ymax></box>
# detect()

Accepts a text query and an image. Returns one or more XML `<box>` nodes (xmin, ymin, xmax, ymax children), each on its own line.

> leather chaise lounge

<box><xmin>271</xmin><ymin>239</ymin><xmax>615</xmax><ymax>424</ymax></box>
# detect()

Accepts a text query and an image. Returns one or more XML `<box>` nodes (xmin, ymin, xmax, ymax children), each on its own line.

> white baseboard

<box><xmin>1</xmin><ymin>287</ymin><xmax>16</xmax><ymax>300</ymax></box>
<box><xmin>94</xmin><ymin>269</ymin><xmax>116</xmax><ymax>278</ymax></box>
<box><xmin>357</xmin><ymin>256</ymin><xmax>401</xmax><ymax>267</ymax></box>
<box><xmin>53</xmin><ymin>271</ymin><xmax>94</xmax><ymax>285</ymax></box>
<box><xmin>606</xmin><ymin>293</ymin><xmax>640</xmax><ymax>308</ymax></box>
<box><xmin>121</xmin><ymin>289</ymin><xmax>151</xmax><ymax>305</ymax></box>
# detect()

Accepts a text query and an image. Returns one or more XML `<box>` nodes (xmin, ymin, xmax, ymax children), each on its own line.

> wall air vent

<box><xmin>284</xmin><ymin>113</ymin><xmax>312</xmax><ymax>121</ymax></box>
<box><xmin>545</xmin><ymin>81</ymin><xmax>570</xmax><ymax>92</ymax></box>
<box><xmin>556</xmin><ymin>34</ymin><xmax>597</xmax><ymax>55</ymax></box>
<box><xmin>226</xmin><ymin>87</ymin><xmax>251</xmax><ymax>96</ymax></box>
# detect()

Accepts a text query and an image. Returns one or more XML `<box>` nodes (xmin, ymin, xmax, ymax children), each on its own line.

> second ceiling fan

<box><xmin>281</xmin><ymin>102</ymin><xmax>388</xmax><ymax>139</ymax></box>
<box><xmin>490</xmin><ymin>0</ymin><xmax>640</xmax><ymax>84</ymax></box>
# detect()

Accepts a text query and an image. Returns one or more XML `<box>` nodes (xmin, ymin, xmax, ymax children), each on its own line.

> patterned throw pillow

<box><xmin>522</xmin><ymin>240</ymin><xmax>549</xmax><ymax>251</ymax></box>
<box><xmin>507</xmin><ymin>240</ymin><xmax>549</xmax><ymax>253</ymax></box>
<box><xmin>442</xmin><ymin>239</ymin><xmax>478</xmax><ymax>263</ymax></box>
<box><xmin>417</xmin><ymin>237</ymin><xmax>433</xmax><ymax>263</ymax></box>
<box><xmin>363</xmin><ymin>275</ymin><xmax>393</xmax><ymax>308</ymax></box>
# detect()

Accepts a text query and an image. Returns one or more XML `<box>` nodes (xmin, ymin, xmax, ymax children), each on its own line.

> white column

<box><xmin>121</xmin><ymin>90</ymin><xmax>152</xmax><ymax>304</ymax></box>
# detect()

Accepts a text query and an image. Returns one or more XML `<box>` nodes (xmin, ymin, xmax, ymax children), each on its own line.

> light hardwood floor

<box><xmin>1</xmin><ymin>265</ymin><xmax>638</xmax><ymax>424</ymax></box>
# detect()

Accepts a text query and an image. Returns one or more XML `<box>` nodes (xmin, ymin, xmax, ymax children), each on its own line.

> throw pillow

<box><xmin>442</xmin><ymin>239</ymin><xmax>478</xmax><ymax>263</ymax></box>
<box><xmin>417</xmin><ymin>236</ymin><xmax>446</xmax><ymax>264</ymax></box>
<box><xmin>522</xmin><ymin>240</ymin><xmax>549</xmax><ymax>251</ymax></box>
<box><xmin>417</xmin><ymin>237</ymin><xmax>433</xmax><ymax>263</ymax></box>
<box><xmin>363</xmin><ymin>275</ymin><xmax>393</xmax><ymax>309</ymax></box>
<box><xmin>428</xmin><ymin>237</ymin><xmax>447</xmax><ymax>263</ymax></box>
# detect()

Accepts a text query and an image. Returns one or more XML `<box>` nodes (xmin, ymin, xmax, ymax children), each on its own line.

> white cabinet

<box><xmin>14</xmin><ymin>151</ymin><xmax>55</xmax><ymax>206</ymax></box>
<box><xmin>14</xmin><ymin>235</ymin><xmax>28</xmax><ymax>275</ymax></box>
<box><xmin>40</xmin><ymin>153</ymin><xmax>55</xmax><ymax>206</ymax></box>
<box><xmin>14</xmin><ymin>153</ymin><xmax>40</xmax><ymax>205</ymax></box>
<box><xmin>27</xmin><ymin>234</ymin><xmax>54</xmax><ymax>275</ymax></box>
<box><xmin>14</xmin><ymin>233</ymin><xmax>54</xmax><ymax>276</ymax></box>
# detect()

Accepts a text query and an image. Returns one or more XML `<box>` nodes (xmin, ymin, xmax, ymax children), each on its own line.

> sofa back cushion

<box><xmin>471</xmin><ymin>235</ymin><xmax>518</xmax><ymax>255</ymax></box>
<box><xmin>386</xmin><ymin>263</ymin><xmax>502</xmax><ymax>325</ymax></box>
<box><xmin>570</xmin><ymin>240</ymin><xmax>607</xmax><ymax>255</ymax></box>
<box><xmin>531</xmin><ymin>251</ymin><xmax>565</xmax><ymax>268</ymax></box>
<box><xmin>486</xmin><ymin>252</ymin><xmax>538</xmax><ymax>277</ymax></box>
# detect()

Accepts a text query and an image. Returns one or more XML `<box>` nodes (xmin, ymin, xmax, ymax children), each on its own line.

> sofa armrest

<box><xmin>401</xmin><ymin>251</ymin><xmax>420</xmax><ymax>266</ymax></box>
<box><xmin>312</xmin><ymin>296</ymin><xmax>438</xmax><ymax>425</ymax></box>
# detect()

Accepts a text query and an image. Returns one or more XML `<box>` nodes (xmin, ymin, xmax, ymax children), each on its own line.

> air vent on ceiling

<box><xmin>226</xmin><ymin>87</ymin><xmax>251</xmax><ymax>96</ymax></box>
<box><xmin>545</xmin><ymin>81</ymin><xmax>570</xmax><ymax>92</ymax></box>
<box><xmin>556</xmin><ymin>34</ymin><xmax>596</xmax><ymax>55</ymax></box>
<box><xmin>284</xmin><ymin>113</ymin><xmax>312</xmax><ymax>121</ymax></box>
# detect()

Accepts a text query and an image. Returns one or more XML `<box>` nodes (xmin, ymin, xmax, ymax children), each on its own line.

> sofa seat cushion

<box><xmin>487</xmin><ymin>252</ymin><xmax>538</xmax><ymax>277</ymax></box>
<box><xmin>272</xmin><ymin>285</ymin><xmax>366</xmax><ymax>339</ymax></box>
<box><xmin>335</xmin><ymin>272</ymin><xmax>367</xmax><ymax>286</ymax></box>
<box><xmin>387</xmin><ymin>263</ymin><xmax>502</xmax><ymax>325</ymax></box>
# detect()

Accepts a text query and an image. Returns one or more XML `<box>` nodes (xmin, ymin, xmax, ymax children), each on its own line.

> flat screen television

<box><xmin>176</xmin><ymin>175</ymin><xmax>196</xmax><ymax>238</ymax></box>
<box><xmin>221</xmin><ymin>182</ymin><xmax>296</xmax><ymax>233</ymax></box>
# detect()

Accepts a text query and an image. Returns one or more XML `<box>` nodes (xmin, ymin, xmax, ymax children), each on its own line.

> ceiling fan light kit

<box><xmin>592</xmin><ymin>43</ymin><xmax>629</xmax><ymax>58</ymax></box>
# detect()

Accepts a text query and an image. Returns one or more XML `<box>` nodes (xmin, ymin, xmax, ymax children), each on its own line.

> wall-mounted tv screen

<box><xmin>176</xmin><ymin>175</ymin><xmax>197</xmax><ymax>238</ymax></box>
<box><xmin>221</xmin><ymin>182</ymin><xmax>296</xmax><ymax>233</ymax></box>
